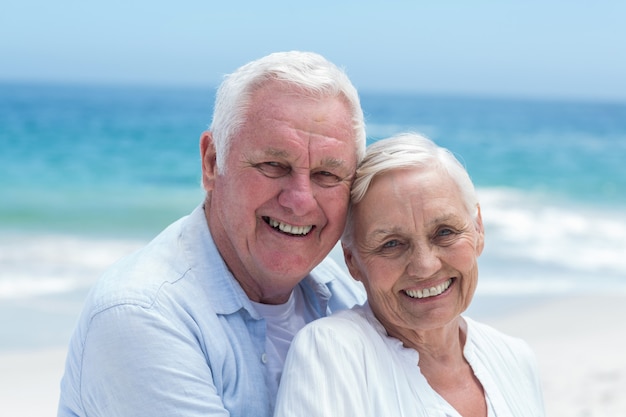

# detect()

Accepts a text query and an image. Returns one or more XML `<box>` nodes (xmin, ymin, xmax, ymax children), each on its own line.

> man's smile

<box><xmin>263</xmin><ymin>216</ymin><xmax>314</xmax><ymax>236</ymax></box>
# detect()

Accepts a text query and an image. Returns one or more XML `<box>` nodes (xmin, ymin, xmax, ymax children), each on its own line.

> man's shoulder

<box><xmin>310</xmin><ymin>255</ymin><xmax>347</xmax><ymax>281</ymax></box>
<box><xmin>309</xmin><ymin>254</ymin><xmax>366</xmax><ymax>308</ymax></box>
<box><xmin>310</xmin><ymin>245</ymin><xmax>361</xmax><ymax>289</ymax></box>
<box><xmin>85</xmin><ymin>213</ymin><xmax>198</xmax><ymax>312</ymax></box>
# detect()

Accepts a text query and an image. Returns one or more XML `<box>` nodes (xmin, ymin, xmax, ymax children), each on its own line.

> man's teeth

<box><xmin>268</xmin><ymin>218</ymin><xmax>313</xmax><ymax>236</ymax></box>
<box><xmin>405</xmin><ymin>279</ymin><xmax>452</xmax><ymax>299</ymax></box>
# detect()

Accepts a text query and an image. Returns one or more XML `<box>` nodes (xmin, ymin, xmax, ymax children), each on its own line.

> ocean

<box><xmin>1</xmin><ymin>82</ymin><xmax>625</xmax><ymax>349</ymax></box>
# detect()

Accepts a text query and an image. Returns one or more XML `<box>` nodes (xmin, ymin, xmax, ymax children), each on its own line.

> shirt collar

<box><xmin>180</xmin><ymin>204</ymin><xmax>334</xmax><ymax>318</ymax></box>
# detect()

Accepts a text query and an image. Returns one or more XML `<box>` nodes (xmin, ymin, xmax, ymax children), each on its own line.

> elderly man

<box><xmin>58</xmin><ymin>51</ymin><xmax>366</xmax><ymax>417</ymax></box>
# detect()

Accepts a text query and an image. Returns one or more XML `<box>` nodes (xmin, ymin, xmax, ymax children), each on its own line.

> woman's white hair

<box><xmin>343</xmin><ymin>132</ymin><xmax>479</xmax><ymax>245</ymax></box>
<box><xmin>209</xmin><ymin>51</ymin><xmax>366</xmax><ymax>173</ymax></box>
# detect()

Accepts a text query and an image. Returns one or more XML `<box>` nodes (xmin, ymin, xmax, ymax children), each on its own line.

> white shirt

<box><xmin>274</xmin><ymin>303</ymin><xmax>545</xmax><ymax>417</ymax></box>
<box><xmin>252</xmin><ymin>285</ymin><xmax>317</xmax><ymax>411</ymax></box>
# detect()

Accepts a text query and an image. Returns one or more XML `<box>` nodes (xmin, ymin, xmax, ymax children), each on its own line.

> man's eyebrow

<box><xmin>263</xmin><ymin>147</ymin><xmax>289</xmax><ymax>158</ymax></box>
<box><xmin>258</xmin><ymin>148</ymin><xmax>348</xmax><ymax>170</ymax></box>
<box><xmin>319</xmin><ymin>157</ymin><xmax>347</xmax><ymax>168</ymax></box>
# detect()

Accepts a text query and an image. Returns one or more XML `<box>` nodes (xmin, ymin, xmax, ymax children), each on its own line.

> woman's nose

<box><xmin>407</xmin><ymin>244</ymin><xmax>442</xmax><ymax>278</ymax></box>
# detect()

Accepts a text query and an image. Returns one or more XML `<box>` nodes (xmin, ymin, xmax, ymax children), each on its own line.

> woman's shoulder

<box><xmin>464</xmin><ymin>316</ymin><xmax>536</xmax><ymax>363</ymax></box>
<box><xmin>463</xmin><ymin>317</ymin><xmax>544</xmax><ymax>412</ymax></box>
<box><xmin>294</xmin><ymin>303</ymin><xmax>383</xmax><ymax>347</ymax></box>
<box><xmin>465</xmin><ymin>316</ymin><xmax>526</xmax><ymax>343</ymax></box>
<box><xmin>307</xmin><ymin>303</ymin><xmax>374</xmax><ymax>332</ymax></box>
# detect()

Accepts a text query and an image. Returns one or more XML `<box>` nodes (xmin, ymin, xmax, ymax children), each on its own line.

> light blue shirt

<box><xmin>58</xmin><ymin>205</ymin><xmax>365</xmax><ymax>417</ymax></box>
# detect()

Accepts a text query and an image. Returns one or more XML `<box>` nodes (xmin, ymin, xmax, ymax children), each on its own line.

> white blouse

<box><xmin>274</xmin><ymin>303</ymin><xmax>544</xmax><ymax>417</ymax></box>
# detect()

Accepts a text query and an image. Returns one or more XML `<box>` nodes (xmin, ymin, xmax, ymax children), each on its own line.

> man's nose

<box><xmin>277</xmin><ymin>174</ymin><xmax>317</xmax><ymax>216</ymax></box>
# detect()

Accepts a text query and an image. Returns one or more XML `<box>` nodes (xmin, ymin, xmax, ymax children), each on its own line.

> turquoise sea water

<box><xmin>1</xmin><ymin>82</ymin><xmax>626</xmax><ymax>308</ymax></box>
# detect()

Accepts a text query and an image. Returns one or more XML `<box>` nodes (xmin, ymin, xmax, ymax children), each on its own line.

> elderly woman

<box><xmin>273</xmin><ymin>133</ymin><xmax>545</xmax><ymax>417</ymax></box>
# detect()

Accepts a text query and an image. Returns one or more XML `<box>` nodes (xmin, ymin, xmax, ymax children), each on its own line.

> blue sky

<box><xmin>2</xmin><ymin>0</ymin><xmax>625</xmax><ymax>101</ymax></box>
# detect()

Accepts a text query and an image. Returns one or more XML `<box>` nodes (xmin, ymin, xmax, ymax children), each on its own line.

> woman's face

<box><xmin>343</xmin><ymin>167</ymin><xmax>484</xmax><ymax>340</ymax></box>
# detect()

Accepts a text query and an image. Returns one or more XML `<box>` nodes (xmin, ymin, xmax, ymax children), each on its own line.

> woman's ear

<box><xmin>200</xmin><ymin>131</ymin><xmax>218</xmax><ymax>191</ymax></box>
<box><xmin>342</xmin><ymin>242</ymin><xmax>363</xmax><ymax>282</ymax></box>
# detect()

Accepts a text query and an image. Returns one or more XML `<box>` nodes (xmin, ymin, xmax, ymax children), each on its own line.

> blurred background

<box><xmin>1</xmin><ymin>1</ymin><xmax>625</xmax><ymax>415</ymax></box>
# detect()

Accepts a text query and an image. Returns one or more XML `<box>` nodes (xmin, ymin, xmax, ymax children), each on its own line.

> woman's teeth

<box><xmin>404</xmin><ymin>279</ymin><xmax>452</xmax><ymax>299</ymax></box>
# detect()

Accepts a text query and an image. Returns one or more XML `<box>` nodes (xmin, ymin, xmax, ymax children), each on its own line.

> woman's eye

<box><xmin>256</xmin><ymin>162</ymin><xmax>290</xmax><ymax>178</ymax></box>
<box><xmin>435</xmin><ymin>228</ymin><xmax>458</xmax><ymax>242</ymax></box>
<box><xmin>376</xmin><ymin>239</ymin><xmax>407</xmax><ymax>256</ymax></box>
<box><xmin>382</xmin><ymin>239</ymin><xmax>400</xmax><ymax>249</ymax></box>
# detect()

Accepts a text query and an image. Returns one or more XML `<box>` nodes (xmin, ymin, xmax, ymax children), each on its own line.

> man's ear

<box><xmin>200</xmin><ymin>131</ymin><xmax>218</xmax><ymax>191</ymax></box>
<box><xmin>342</xmin><ymin>242</ymin><xmax>362</xmax><ymax>282</ymax></box>
<box><xmin>475</xmin><ymin>203</ymin><xmax>485</xmax><ymax>256</ymax></box>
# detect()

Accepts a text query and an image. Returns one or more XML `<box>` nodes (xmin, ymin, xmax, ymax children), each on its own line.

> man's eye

<box><xmin>256</xmin><ymin>162</ymin><xmax>290</xmax><ymax>178</ymax></box>
<box><xmin>312</xmin><ymin>171</ymin><xmax>342</xmax><ymax>187</ymax></box>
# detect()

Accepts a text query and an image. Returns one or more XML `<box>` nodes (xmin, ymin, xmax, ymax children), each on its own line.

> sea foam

<box><xmin>478</xmin><ymin>187</ymin><xmax>626</xmax><ymax>294</ymax></box>
<box><xmin>2</xmin><ymin>187</ymin><xmax>624</xmax><ymax>300</ymax></box>
<box><xmin>0</xmin><ymin>234</ymin><xmax>144</xmax><ymax>299</ymax></box>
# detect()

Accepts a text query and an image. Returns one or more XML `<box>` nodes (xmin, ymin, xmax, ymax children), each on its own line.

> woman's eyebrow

<box><xmin>368</xmin><ymin>226</ymin><xmax>404</xmax><ymax>240</ymax></box>
<box><xmin>427</xmin><ymin>213</ymin><xmax>464</xmax><ymax>228</ymax></box>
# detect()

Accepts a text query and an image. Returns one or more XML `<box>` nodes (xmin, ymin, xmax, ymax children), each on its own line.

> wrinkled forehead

<box><xmin>354</xmin><ymin>167</ymin><xmax>466</xmax><ymax>215</ymax></box>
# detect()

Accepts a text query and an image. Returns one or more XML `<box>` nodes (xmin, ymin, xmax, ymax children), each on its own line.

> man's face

<box><xmin>202</xmin><ymin>82</ymin><xmax>357</xmax><ymax>303</ymax></box>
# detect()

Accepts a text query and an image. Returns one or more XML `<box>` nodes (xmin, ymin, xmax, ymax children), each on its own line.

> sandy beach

<box><xmin>1</xmin><ymin>294</ymin><xmax>624</xmax><ymax>417</ymax></box>
<box><xmin>482</xmin><ymin>294</ymin><xmax>626</xmax><ymax>417</ymax></box>
<box><xmin>0</xmin><ymin>347</ymin><xmax>67</xmax><ymax>417</ymax></box>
